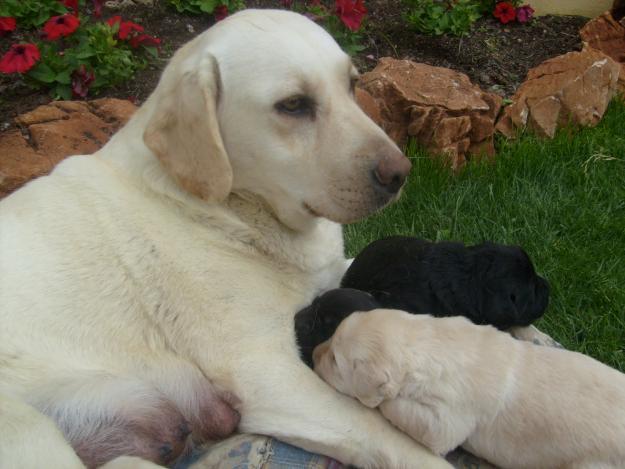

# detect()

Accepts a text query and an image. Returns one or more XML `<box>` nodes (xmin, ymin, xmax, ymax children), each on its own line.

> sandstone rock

<box><xmin>28</xmin><ymin>111</ymin><xmax>113</xmax><ymax>163</ymax></box>
<box><xmin>358</xmin><ymin>58</ymin><xmax>502</xmax><ymax>170</ymax></box>
<box><xmin>0</xmin><ymin>98</ymin><xmax>137</xmax><ymax>199</ymax></box>
<box><xmin>580</xmin><ymin>11</ymin><xmax>625</xmax><ymax>92</ymax></box>
<box><xmin>355</xmin><ymin>87</ymin><xmax>383</xmax><ymax>127</ymax></box>
<box><xmin>14</xmin><ymin>105</ymin><xmax>67</xmax><ymax>127</ymax></box>
<box><xmin>496</xmin><ymin>49</ymin><xmax>620</xmax><ymax>139</ymax></box>
<box><xmin>90</xmin><ymin>98</ymin><xmax>138</xmax><ymax>126</ymax></box>
<box><xmin>0</xmin><ymin>130</ymin><xmax>52</xmax><ymax>199</ymax></box>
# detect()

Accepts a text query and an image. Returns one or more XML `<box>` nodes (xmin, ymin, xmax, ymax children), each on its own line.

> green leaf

<box><xmin>52</xmin><ymin>83</ymin><xmax>72</xmax><ymax>100</ymax></box>
<box><xmin>144</xmin><ymin>46</ymin><xmax>159</xmax><ymax>58</ymax></box>
<box><xmin>55</xmin><ymin>70</ymin><xmax>71</xmax><ymax>85</ymax></box>
<box><xmin>198</xmin><ymin>0</ymin><xmax>218</xmax><ymax>13</ymax></box>
<box><xmin>76</xmin><ymin>50</ymin><xmax>96</xmax><ymax>59</ymax></box>
<box><xmin>28</xmin><ymin>63</ymin><xmax>57</xmax><ymax>84</ymax></box>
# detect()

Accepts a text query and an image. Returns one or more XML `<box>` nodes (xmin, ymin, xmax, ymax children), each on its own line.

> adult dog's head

<box><xmin>143</xmin><ymin>9</ymin><xmax>410</xmax><ymax>230</ymax></box>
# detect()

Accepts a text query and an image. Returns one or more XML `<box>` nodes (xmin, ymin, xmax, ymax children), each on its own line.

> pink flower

<box><xmin>214</xmin><ymin>5</ymin><xmax>228</xmax><ymax>21</ymax></box>
<box><xmin>129</xmin><ymin>33</ymin><xmax>161</xmax><ymax>48</ymax></box>
<box><xmin>493</xmin><ymin>2</ymin><xmax>516</xmax><ymax>24</ymax></box>
<box><xmin>335</xmin><ymin>0</ymin><xmax>367</xmax><ymax>32</ymax></box>
<box><xmin>0</xmin><ymin>43</ymin><xmax>41</xmax><ymax>74</ymax></box>
<box><xmin>93</xmin><ymin>0</ymin><xmax>103</xmax><ymax>17</ymax></box>
<box><xmin>516</xmin><ymin>4</ymin><xmax>535</xmax><ymax>23</ymax></box>
<box><xmin>0</xmin><ymin>17</ymin><xmax>17</xmax><ymax>37</ymax></box>
<box><xmin>43</xmin><ymin>14</ymin><xmax>80</xmax><ymax>40</ymax></box>
<box><xmin>71</xmin><ymin>64</ymin><xmax>95</xmax><ymax>98</ymax></box>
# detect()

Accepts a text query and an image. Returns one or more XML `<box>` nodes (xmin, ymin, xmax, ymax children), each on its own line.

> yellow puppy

<box><xmin>313</xmin><ymin>309</ymin><xmax>625</xmax><ymax>469</ymax></box>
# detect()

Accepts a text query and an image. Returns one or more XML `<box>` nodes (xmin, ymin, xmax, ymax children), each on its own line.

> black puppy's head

<box><xmin>294</xmin><ymin>288</ymin><xmax>380</xmax><ymax>367</ymax></box>
<box><xmin>470</xmin><ymin>243</ymin><xmax>549</xmax><ymax>329</ymax></box>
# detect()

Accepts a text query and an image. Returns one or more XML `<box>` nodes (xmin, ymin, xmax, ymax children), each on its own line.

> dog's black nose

<box><xmin>373</xmin><ymin>151</ymin><xmax>412</xmax><ymax>193</ymax></box>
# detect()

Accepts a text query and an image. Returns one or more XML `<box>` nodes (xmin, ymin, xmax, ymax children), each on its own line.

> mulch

<box><xmin>0</xmin><ymin>0</ymin><xmax>591</xmax><ymax>127</ymax></box>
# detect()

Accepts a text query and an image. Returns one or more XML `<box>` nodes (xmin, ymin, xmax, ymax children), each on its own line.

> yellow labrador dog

<box><xmin>0</xmin><ymin>9</ymin><xmax>451</xmax><ymax>469</ymax></box>
<box><xmin>314</xmin><ymin>309</ymin><xmax>625</xmax><ymax>469</ymax></box>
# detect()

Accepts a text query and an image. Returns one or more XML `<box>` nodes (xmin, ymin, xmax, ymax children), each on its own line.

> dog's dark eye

<box><xmin>510</xmin><ymin>294</ymin><xmax>516</xmax><ymax>303</ymax></box>
<box><xmin>275</xmin><ymin>95</ymin><xmax>315</xmax><ymax>117</ymax></box>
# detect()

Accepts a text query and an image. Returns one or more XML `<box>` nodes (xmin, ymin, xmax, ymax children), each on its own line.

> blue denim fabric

<box><xmin>176</xmin><ymin>434</ymin><xmax>495</xmax><ymax>469</ymax></box>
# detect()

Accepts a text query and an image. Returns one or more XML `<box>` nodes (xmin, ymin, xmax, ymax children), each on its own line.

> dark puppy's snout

<box><xmin>372</xmin><ymin>149</ymin><xmax>412</xmax><ymax>194</ymax></box>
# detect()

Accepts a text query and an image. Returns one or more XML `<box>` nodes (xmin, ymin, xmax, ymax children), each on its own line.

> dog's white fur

<box><xmin>0</xmin><ymin>9</ymin><xmax>450</xmax><ymax>469</ymax></box>
<box><xmin>313</xmin><ymin>309</ymin><xmax>625</xmax><ymax>469</ymax></box>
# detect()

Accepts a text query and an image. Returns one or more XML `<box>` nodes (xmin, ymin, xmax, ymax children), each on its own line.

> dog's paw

<box><xmin>508</xmin><ymin>325</ymin><xmax>564</xmax><ymax>349</ymax></box>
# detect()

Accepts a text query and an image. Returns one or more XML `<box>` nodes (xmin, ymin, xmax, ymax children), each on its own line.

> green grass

<box><xmin>344</xmin><ymin>99</ymin><xmax>625</xmax><ymax>371</ymax></box>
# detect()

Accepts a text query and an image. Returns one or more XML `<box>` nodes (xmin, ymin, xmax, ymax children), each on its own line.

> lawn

<box><xmin>345</xmin><ymin>98</ymin><xmax>625</xmax><ymax>372</ymax></box>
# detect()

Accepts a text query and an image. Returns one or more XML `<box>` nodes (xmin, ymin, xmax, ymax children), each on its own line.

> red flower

<box><xmin>281</xmin><ymin>0</ymin><xmax>293</xmax><ymax>7</ymax></box>
<box><xmin>0</xmin><ymin>43</ymin><xmax>41</xmax><ymax>74</ymax></box>
<box><xmin>106</xmin><ymin>15</ymin><xmax>122</xmax><ymax>28</ymax></box>
<box><xmin>71</xmin><ymin>64</ymin><xmax>95</xmax><ymax>98</ymax></box>
<box><xmin>93</xmin><ymin>0</ymin><xmax>103</xmax><ymax>17</ymax></box>
<box><xmin>493</xmin><ymin>2</ymin><xmax>516</xmax><ymax>24</ymax></box>
<box><xmin>335</xmin><ymin>0</ymin><xmax>367</xmax><ymax>32</ymax></box>
<box><xmin>61</xmin><ymin>0</ymin><xmax>79</xmax><ymax>14</ymax></box>
<box><xmin>106</xmin><ymin>16</ymin><xmax>144</xmax><ymax>40</ymax></box>
<box><xmin>214</xmin><ymin>5</ymin><xmax>228</xmax><ymax>21</ymax></box>
<box><xmin>0</xmin><ymin>17</ymin><xmax>17</xmax><ymax>37</ymax></box>
<box><xmin>43</xmin><ymin>14</ymin><xmax>80</xmax><ymax>40</ymax></box>
<box><xmin>129</xmin><ymin>33</ymin><xmax>161</xmax><ymax>48</ymax></box>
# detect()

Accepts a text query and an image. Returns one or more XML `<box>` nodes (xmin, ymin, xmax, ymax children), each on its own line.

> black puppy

<box><xmin>341</xmin><ymin>236</ymin><xmax>549</xmax><ymax>330</ymax></box>
<box><xmin>295</xmin><ymin>288</ymin><xmax>380</xmax><ymax>367</ymax></box>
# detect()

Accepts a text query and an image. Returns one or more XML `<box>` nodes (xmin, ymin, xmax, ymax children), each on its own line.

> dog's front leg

<box><xmin>231</xmin><ymin>355</ymin><xmax>451</xmax><ymax>469</ymax></box>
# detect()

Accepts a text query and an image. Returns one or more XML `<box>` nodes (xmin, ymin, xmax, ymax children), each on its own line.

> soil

<box><xmin>0</xmin><ymin>0</ymin><xmax>590</xmax><ymax>126</ymax></box>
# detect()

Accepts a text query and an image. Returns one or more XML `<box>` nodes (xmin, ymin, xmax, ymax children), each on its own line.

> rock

<box><xmin>103</xmin><ymin>0</ymin><xmax>138</xmax><ymax>9</ymax></box>
<box><xmin>90</xmin><ymin>98</ymin><xmax>138</xmax><ymax>126</ymax></box>
<box><xmin>0</xmin><ymin>130</ymin><xmax>53</xmax><ymax>199</ymax></box>
<box><xmin>358</xmin><ymin>58</ymin><xmax>502</xmax><ymax>170</ymax></box>
<box><xmin>355</xmin><ymin>87</ymin><xmax>383</xmax><ymax>127</ymax></box>
<box><xmin>580</xmin><ymin>11</ymin><xmax>625</xmax><ymax>92</ymax></box>
<box><xmin>496</xmin><ymin>49</ymin><xmax>620</xmax><ymax>138</ymax></box>
<box><xmin>0</xmin><ymin>98</ymin><xmax>136</xmax><ymax>199</ymax></box>
<box><xmin>15</xmin><ymin>105</ymin><xmax>67</xmax><ymax>127</ymax></box>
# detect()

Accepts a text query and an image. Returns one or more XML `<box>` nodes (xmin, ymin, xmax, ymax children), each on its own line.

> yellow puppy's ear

<box><xmin>144</xmin><ymin>53</ymin><xmax>232</xmax><ymax>202</ymax></box>
<box><xmin>352</xmin><ymin>358</ymin><xmax>399</xmax><ymax>408</ymax></box>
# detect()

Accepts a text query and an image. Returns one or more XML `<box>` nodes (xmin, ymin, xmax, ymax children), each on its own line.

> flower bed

<box><xmin>0</xmin><ymin>0</ymin><xmax>161</xmax><ymax>99</ymax></box>
<box><xmin>0</xmin><ymin>0</ymin><xmax>588</xmax><ymax>123</ymax></box>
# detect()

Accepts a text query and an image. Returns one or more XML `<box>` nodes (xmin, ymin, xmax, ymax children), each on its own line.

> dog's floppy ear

<box><xmin>144</xmin><ymin>52</ymin><xmax>232</xmax><ymax>201</ymax></box>
<box><xmin>351</xmin><ymin>358</ymin><xmax>399</xmax><ymax>408</ymax></box>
